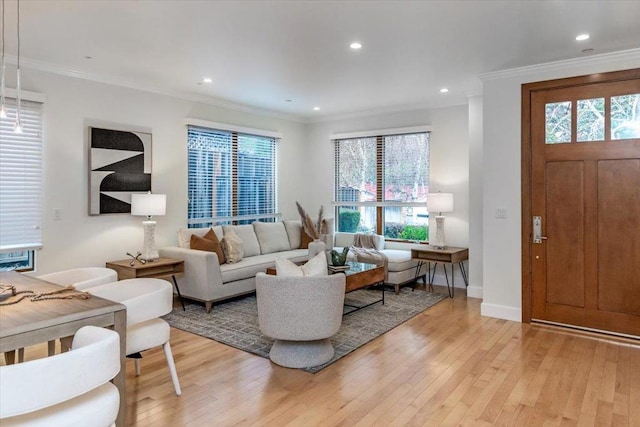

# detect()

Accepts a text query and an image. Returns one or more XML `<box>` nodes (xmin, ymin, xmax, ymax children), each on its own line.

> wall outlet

<box><xmin>495</xmin><ymin>207</ymin><xmax>507</xmax><ymax>219</ymax></box>
<box><xmin>54</xmin><ymin>208</ymin><xmax>61</xmax><ymax>221</ymax></box>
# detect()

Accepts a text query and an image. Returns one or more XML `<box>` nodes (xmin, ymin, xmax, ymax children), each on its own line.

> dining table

<box><xmin>0</xmin><ymin>271</ymin><xmax>127</xmax><ymax>427</ymax></box>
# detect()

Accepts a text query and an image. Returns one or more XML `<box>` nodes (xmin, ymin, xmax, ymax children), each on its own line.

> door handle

<box><xmin>533</xmin><ymin>216</ymin><xmax>547</xmax><ymax>244</ymax></box>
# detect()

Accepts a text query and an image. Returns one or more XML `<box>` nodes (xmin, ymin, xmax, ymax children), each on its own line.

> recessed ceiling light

<box><xmin>203</xmin><ymin>77</ymin><xmax>213</xmax><ymax>83</ymax></box>
<box><xmin>440</xmin><ymin>88</ymin><xmax>449</xmax><ymax>93</ymax></box>
<box><xmin>313</xmin><ymin>106</ymin><xmax>320</xmax><ymax>111</ymax></box>
<box><xmin>350</xmin><ymin>42</ymin><xmax>362</xmax><ymax>50</ymax></box>
<box><xmin>576</xmin><ymin>34</ymin><xmax>590</xmax><ymax>41</ymax></box>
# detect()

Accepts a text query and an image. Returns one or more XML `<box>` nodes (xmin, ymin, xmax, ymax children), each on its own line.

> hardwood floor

<box><xmin>10</xmin><ymin>287</ymin><xmax>640</xmax><ymax>426</ymax></box>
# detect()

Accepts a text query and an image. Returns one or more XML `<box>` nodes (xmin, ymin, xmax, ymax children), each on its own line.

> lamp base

<box><xmin>431</xmin><ymin>216</ymin><xmax>447</xmax><ymax>249</ymax></box>
<box><xmin>141</xmin><ymin>220</ymin><xmax>159</xmax><ymax>262</ymax></box>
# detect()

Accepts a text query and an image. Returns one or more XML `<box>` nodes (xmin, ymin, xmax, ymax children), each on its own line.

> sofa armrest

<box><xmin>159</xmin><ymin>246</ymin><xmax>224</xmax><ymax>302</ymax></box>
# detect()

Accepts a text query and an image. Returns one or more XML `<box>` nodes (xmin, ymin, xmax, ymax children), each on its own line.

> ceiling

<box><xmin>2</xmin><ymin>0</ymin><xmax>639</xmax><ymax>121</ymax></box>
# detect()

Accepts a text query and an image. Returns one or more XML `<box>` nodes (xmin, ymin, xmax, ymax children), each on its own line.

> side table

<box><xmin>411</xmin><ymin>246</ymin><xmax>469</xmax><ymax>298</ymax></box>
<box><xmin>105</xmin><ymin>257</ymin><xmax>186</xmax><ymax>310</ymax></box>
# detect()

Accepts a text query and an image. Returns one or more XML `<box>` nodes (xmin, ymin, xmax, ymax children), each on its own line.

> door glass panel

<box><xmin>611</xmin><ymin>94</ymin><xmax>640</xmax><ymax>140</ymax></box>
<box><xmin>577</xmin><ymin>98</ymin><xmax>604</xmax><ymax>142</ymax></box>
<box><xmin>545</xmin><ymin>101</ymin><xmax>572</xmax><ymax>144</ymax></box>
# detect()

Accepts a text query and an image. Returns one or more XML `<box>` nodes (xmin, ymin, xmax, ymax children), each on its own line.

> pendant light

<box><xmin>0</xmin><ymin>0</ymin><xmax>7</xmax><ymax>119</ymax></box>
<box><xmin>13</xmin><ymin>0</ymin><xmax>22</xmax><ymax>133</ymax></box>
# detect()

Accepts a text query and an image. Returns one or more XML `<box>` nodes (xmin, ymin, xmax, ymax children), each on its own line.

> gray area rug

<box><xmin>163</xmin><ymin>287</ymin><xmax>447</xmax><ymax>373</ymax></box>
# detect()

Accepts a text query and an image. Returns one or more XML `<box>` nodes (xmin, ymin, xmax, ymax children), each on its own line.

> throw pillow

<box><xmin>275</xmin><ymin>252</ymin><xmax>328</xmax><ymax>277</ymax></box>
<box><xmin>222</xmin><ymin>228</ymin><xmax>244</xmax><ymax>263</ymax></box>
<box><xmin>299</xmin><ymin>228</ymin><xmax>314</xmax><ymax>249</ymax></box>
<box><xmin>189</xmin><ymin>229</ymin><xmax>226</xmax><ymax>264</ymax></box>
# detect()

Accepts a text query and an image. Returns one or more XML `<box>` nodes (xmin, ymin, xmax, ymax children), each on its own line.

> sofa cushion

<box><xmin>190</xmin><ymin>229</ymin><xmax>226</xmax><ymax>264</ymax></box>
<box><xmin>283</xmin><ymin>220</ymin><xmax>302</xmax><ymax>249</ymax></box>
<box><xmin>223</xmin><ymin>225</ymin><xmax>261</xmax><ymax>257</ymax></box>
<box><xmin>253</xmin><ymin>222</ymin><xmax>291</xmax><ymax>254</ymax></box>
<box><xmin>219</xmin><ymin>249</ymin><xmax>308</xmax><ymax>283</ymax></box>
<box><xmin>178</xmin><ymin>226</ymin><xmax>223</xmax><ymax>248</ymax></box>
<box><xmin>380</xmin><ymin>249</ymin><xmax>418</xmax><ymax>272</ymax></box>
<box><xmin>275</xmin><ymin>252</ymin><xmax>327</xmax><ymax>277</ymax></box>
<box><xmin>222</xmin><ymin>228</ymin><xmax>244</xmax><ymax>263</ymax></box>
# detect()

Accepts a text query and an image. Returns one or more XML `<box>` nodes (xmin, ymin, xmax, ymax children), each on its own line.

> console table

<box><xmin>411</xmin><ymin>246</ymin><xmax>468</xmax><ymax>298</ymax></box>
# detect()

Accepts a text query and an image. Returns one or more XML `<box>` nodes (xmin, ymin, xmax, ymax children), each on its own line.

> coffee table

<box><xmin>266</xmin><ymin>261</ymin><xmax>385</xmax><ymax>314</ymax></box>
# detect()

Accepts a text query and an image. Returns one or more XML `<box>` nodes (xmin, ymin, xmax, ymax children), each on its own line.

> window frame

<box><xmin>332</xmin><ymin>127</ymin><xmax>431</xmax><ymax>241</ymax></box>
<box><xmin>186</xmin><ymin>119</ymin><xmax>280</xmax><ymax>228</ymax></box>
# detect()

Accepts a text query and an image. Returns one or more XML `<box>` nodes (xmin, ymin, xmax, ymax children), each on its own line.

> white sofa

<box><xmin>159</xmin><ymin>220</ymin><xmax>316</xmax><ymax>312</ymax></box>
<box><xmin>333</xmin><ymin>232</ymin><xmax>429</xmax><ymax>294</ymax></box>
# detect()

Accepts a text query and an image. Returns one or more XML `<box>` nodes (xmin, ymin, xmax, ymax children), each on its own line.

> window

<box><xmin>187</xmin><ymin>124</ymin><xmax>278</xmax><ymax>228</ymax></box>
<box><xmin>333</xmin><ymin>130</ymin><xmax>430</xmax><ymax>241</ymax></box>
<box><xmin>545</xmin><ymin>92</ymin><xmax>640</xmax><ymax>144</ymax></box>
<box><xmin>0</xmin><ymin>96</ymin><xmax>43</xmax><ymax>271</ymax></box>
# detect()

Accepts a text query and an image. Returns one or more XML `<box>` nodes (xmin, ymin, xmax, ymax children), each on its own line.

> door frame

<box><xmin>520</xmin><ymin>68</ymin><xmax>640</xmax><ymax>323</ymax></box>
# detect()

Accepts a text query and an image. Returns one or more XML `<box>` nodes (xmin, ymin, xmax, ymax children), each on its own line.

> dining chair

<box><xmin>36</xmin><ymin>266</ymin><xmax>118</xmax><ymax>358</ymax></box>
<box><xmin>0</xmin><ymin>325</ymin><xmax>120</xmax><ymax>427</ymax></box>
<box><xmin>37</xmin><ymin>267</ymin><xmax>118</xmax><ymax>291</ymax></box>
<box><xmin>89</xmin><ymin>278</ymin><xmax>182</xmax><ymax>396</ymax></box>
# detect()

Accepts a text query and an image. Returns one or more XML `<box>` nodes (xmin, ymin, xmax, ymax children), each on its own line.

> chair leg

<box><xmin>163</xmin><ymin>341</ymin><xmax>182</xmax><ymax>396</ymax></box>
<box><xmin>48</xmin><ymin>340</ymin><xmax>56</xmax><ymax>356</ymax></box>
<box><xmin>59</xmin><ymin>336</ymin><xmax>73</xmax><ymax>353</ymax></box>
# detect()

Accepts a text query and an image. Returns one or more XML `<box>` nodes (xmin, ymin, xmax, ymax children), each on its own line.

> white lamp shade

<box><xmin>427</xmin><ymin>193</ymin><xmax>454</xmax><ymax>214</ymax></box>
<box><xmin>131</xmin><ymin>193</ymin><xmax>166</xmax><ymax>216</ymax></box>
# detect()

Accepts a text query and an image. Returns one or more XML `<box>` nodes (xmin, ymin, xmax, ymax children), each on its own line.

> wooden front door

<box><xmin>523</xmin><ymin>69</ymin><xmax>640</xmax><ymax>337</ymax></box>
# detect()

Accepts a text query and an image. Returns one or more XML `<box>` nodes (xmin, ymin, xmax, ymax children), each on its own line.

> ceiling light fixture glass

<box><xmin>440</xmin><ymin>88</ymin><xmax>449</xmax><ymax>93</ymax></box>
<box><xmin>350</xmin><ymin>42</ymin><xmax>362</xmax><ymax>50</ymax></box>
<box><xmin>313</xmin><ymin>106</ymin><xmax>320</xmax><ymax>111</ymax></box>
<box><xmin>576</xmin><ymin>34</ymin><xmax>590</xmax><ymax>41</ymax></box>
<box><xmin>13</xmin><ymin>0</ymin><xmax>22</xmax><ymax>133</ymax></box>
<box><xmin>203</xmin><ymin>77</ymin><xmax>212</xmax><ymax>83</ymax></box>
<box><xmin>0</xmin><ymin>0</ymin><xmax>7</xmax><ymax>119</ymax></box>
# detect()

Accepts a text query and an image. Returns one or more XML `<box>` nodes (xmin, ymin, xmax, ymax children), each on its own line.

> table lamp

<box><xmin>131</xmin><ymin>192</ymin><xmax>166</xmax><ymax>262</ymax></box>
<box><xmin>427</xmin><ymin>192</ymin><xmax>454</xmax><ymax>249</ymax></box>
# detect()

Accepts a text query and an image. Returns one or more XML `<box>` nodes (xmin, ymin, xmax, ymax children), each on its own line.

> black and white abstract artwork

<box><xmin>89</xmin><ymin>127</ymin><xmax>152</xmax><ymax>215</ymax></box>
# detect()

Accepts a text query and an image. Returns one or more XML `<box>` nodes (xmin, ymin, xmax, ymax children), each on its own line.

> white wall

<box><xmin>480</xmin><ymin>49</ymin><xmax>640</xmax><ymax>321</ymax></box>
<box><xmin>19</xmin><ymin>69</ymin><xmax>306</xmax><ymax>275</ymax></box>
<box><xmin>304</xmin><ymin>105</ymin><xmax>471</xmax><ymax>288</ymax></box>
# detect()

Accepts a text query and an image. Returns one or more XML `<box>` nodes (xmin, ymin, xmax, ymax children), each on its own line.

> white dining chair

<box><xmin>37</xmin><ymin>267</ymin><xmax>118</xmax><ymax>291</ymax></box>
<box><xmin>0</xmin><ymin>326</ymin><xmax>120</xmax><ymax>427</ymax></box>
<box><xmin>35</xmin><ymin>267</ymin><xmax>118</xmax><ymax>358</ymax></box>
<box><xmin>89</xmin><ymin>278</ymin><xmax>182</xmax><ymax>396</ymax></box>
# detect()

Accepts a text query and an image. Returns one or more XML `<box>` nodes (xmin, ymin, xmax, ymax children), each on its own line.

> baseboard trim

<box><xmin>466</xmin><ymin>286</ymin><xmax>483</xmax><ymax>299</ymax></box>
<box><xmin>481</xmin><ymin>302</ymin><xmax>521</xmax><ymax>322</ymax></box>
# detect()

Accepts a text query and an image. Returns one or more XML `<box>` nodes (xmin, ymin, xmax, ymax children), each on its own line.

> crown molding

<box><xmin>479</xmin><ymin>48</ymin><xmax>640</xmax><ymax>81</ymax></box>
<box><xmin>305</xmin><ymin>97</ymin><xmax>469</xmax><ymax>124</ymax></box>
<box><xmin>4</xmin><ymin>54</ymin><xmax>306</xmax><ymax>123</ymax></box>
<box><xmin>465</xmin><ymin>90</ymin><xmax>482</xmax><ymax>98</ymax></box>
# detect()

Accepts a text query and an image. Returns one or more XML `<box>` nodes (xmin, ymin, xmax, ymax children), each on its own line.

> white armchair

<box><xmin>256</xmin><ymin>272</ymin><xmax>346</xmax><ymax>368</ymax></box>
<box><xmin>0</xmin><ymin>326</ymin><xmax>120</xmax><ymax>427</ymax></box>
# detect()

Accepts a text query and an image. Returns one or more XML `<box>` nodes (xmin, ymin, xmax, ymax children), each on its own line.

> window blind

<box><xmin>0</xmin><ymin>98</ymin><xmax>43</xmax><ymax>252</ymax></box>
<box><xmin>187</xmin><ymin>125</ymin><xmax>278</xmax><ymax>227</ymax></box>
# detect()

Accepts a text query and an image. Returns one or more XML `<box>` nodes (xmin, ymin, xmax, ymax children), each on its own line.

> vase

<box><xmin>308</xmin><ymin>239</ymin><xmax>327</xmax><ymax>260</ymax></box>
